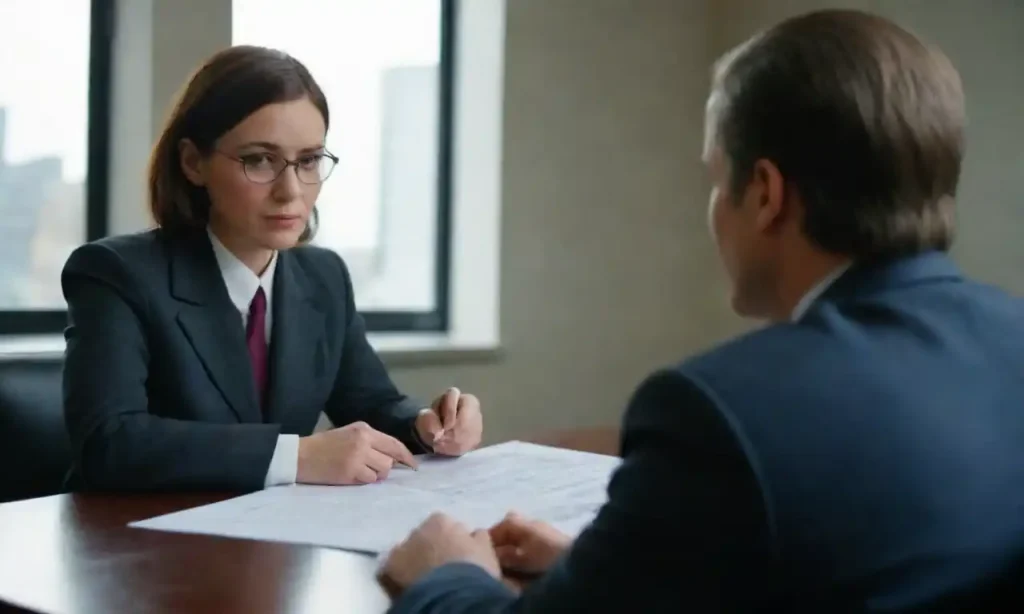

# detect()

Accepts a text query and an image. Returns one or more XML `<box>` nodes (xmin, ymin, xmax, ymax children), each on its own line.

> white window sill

<box><xmin>0</xmin><ymin>333</ymin><xmax>501</xmax><ymax>366</ymax></box>
<box><xmin>370</xmin><ymin>333</ymin><xmax>502</xmax><ymax>366</ymax></box>
<box><xmin>0</xmin><ymin>335</ymin><xmax>65</xmax><ymax>359</ymax></box>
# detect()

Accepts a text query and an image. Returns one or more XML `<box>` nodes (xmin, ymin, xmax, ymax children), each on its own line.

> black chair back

<box><xmin>0</xmin><ymin>355</ymin><xmax>70</xmax><ymax>503</ymax></box>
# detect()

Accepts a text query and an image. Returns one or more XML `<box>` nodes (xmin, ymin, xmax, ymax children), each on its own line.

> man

<box><xmin>380</xmin><ymin>9</ymin><xmax>1024</xmax><ymax>612</ymax></box>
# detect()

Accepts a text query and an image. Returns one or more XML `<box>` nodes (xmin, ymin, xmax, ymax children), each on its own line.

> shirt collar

<box><xmin>207</xmin><ymin>228</ymin><xmax>277</xmax><ymax>312</ymax></box>
<box><xmin>791</xmin><ymin>262</ymin><xmax>852</xmax><ymax>322</ymax></box>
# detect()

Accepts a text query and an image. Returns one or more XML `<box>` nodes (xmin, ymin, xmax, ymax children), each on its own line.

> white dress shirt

<box><xmin>208</xmin><ymin>230</ymin><xmax>299</xmax><ymax>488</ymax></box>
<box><xmin>791</xmin><ymin>262</ymin><xmax>852</xmax><ymax>321</ymax></box>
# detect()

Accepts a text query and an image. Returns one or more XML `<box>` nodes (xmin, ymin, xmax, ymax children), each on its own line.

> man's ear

<box><xmin>178</xmin><ymin>139</ymin><xmax>207</xmax><ymax>186</ymax></box>
<box><xmin>751</xmin><ymin>158</ymin><xmax>786</xmax><ymax>232</ymax></box>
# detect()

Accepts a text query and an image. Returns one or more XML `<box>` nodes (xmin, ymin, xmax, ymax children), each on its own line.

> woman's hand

<box><xmin>296</xmin><ymin>421</ymin><xmax>417</xmax><ymax>485</ymax></box>
<box><xmin>415</xmin><ymin>387</ymin><xmax>483</xmax><ymax>456</ymax></box>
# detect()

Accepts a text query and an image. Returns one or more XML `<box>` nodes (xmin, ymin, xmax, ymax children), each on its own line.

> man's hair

<box><xmin>710</xmin><ymin>9</ymin><xmax>965</xmax><ymax>259</ymax></box>
<box><xmin>148</xmin><ymin>45</ymin><xmax>328</xmax><ymax>241</ymax></box>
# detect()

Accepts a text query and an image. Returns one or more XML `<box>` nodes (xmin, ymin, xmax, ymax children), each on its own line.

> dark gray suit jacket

<box><xmin>61</xmin><ymin>228</ymin><xmax>427</xmax><ymax>492</ymax></box>
<box><xmin>390</xmin><ymin>252</ymin><xmax>1024</xmax><ymax>613</ymax></box>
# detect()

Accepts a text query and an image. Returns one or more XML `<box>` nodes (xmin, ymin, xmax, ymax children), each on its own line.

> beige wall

<box><xmin>392</xmin><ymin>0</ymin><xmax>1024</xmax><ymax>443</ymax></box>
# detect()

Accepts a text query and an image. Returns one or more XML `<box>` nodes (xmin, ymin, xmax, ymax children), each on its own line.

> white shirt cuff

<box><xmin>264</xmin><ymin>434</ymin><xmax>299</xmax><ymax>488</ymax></box>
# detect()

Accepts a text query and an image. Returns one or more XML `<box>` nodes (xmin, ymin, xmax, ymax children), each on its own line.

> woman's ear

<box><xmin>178</xmin><ymin>139</ymin><xmax>207</xmax><ymax>186</ymax></box>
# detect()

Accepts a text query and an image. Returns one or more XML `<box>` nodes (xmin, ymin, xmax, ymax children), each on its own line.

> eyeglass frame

<box><xmin>215</xmin><ymin>149</ymin><xmax>340</xmax><ymax>185</ymax></box>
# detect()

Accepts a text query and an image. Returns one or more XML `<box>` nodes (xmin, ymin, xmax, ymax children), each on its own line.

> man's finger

<box><xmin>435</xmin><ymin>387</ymin><xmax>460</xmax><ymax>430</ymax></box>
<box><xmin>489</xmin><ymin>511</ymin><xmax>530</xmax><ymax>544</ymax></box>
<box><xmin>379</xmin><ymin>543</ymin><xmax>412</xmax><ymax>594</ymax></box>
<box><xmin>369</xmin><ymin>430</ymin><xmax>418</xmax><ymax>469</ymax></box>
<box><xmin>471</xmin><ymin>529</ymin><xmax>494</xmax><ymax>550</ymax></box>
<box><xmin>495</xmin><ymin>544</ymin><xmax>523</xmax><ymax>567</ymax></box>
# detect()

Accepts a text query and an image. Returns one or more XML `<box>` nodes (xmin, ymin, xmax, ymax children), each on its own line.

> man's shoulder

<box><xmin>678</xmin><ymin>322</ymin><xmax>825</xmax><ymax>382</ymax></box>
<box><xmin>662</xmin><ymin>321</ymin><xmax>850</xmax><ymax>440</ymax></box>
<box><xmin>671</xmin><ymin>277</ymin><xmax>1024</xmax><ymax>426</ymax></box>
<box><xmin>621</xmin><ymin>325</ymin><xmax>814</xmax><ymax>438</ymax></box>
<box><xmin>623</xmin><ymin>326</ymin><xmax>810</xmax><ymax>418</ymax></box>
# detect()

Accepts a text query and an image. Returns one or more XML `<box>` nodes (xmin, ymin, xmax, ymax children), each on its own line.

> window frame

<box><xmin>0</xmin><ymin>0</ymin><xmax>115</xmax><ymax>336</ymax></box>
<box><xmin>0</xmin><ymin>0</ymin><xmax>456</xmax><ymax>336</ymax></box>
<box><xmin>359</xmin><ymin>0</ymin><xmax>456</xmax><ymax>333</ymax></box>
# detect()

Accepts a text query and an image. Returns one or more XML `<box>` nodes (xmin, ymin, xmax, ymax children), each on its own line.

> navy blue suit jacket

<box><xmin>391</xmin><ymin>252</ymin><xmax>1024</xmax><ymax>613</ymax></box>
<box><xmin>61</xmin><ymin>228</ymin><xmax>427</xmax><ymax>492</ymax></box>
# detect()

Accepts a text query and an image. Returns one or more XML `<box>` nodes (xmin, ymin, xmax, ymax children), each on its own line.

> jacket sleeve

<box><xmin>62</xmin><ymin>242</ymin><xmax>280</xmax><ymax>491</ymax></box>
<box><xmin>389</xmin><ymin>369</ymin><xmax>774</xmax><ymax>613</ymax></box>
<box><xmin>321</xmin><ymin>251</ymin><xmax>430</xmax><ymax>453</ymax></box>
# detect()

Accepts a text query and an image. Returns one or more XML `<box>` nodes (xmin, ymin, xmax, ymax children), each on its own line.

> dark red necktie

<box><xmin>246</xmin><ymin>287</ymin><xmax>268</xmax><ymax>413</ymax></box>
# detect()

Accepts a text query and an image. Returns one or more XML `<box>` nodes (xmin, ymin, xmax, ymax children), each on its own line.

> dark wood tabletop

<box><xmin>0</xmin><ymin>428</ymin><xmax>618</xmax><ymax>614</ymax></box>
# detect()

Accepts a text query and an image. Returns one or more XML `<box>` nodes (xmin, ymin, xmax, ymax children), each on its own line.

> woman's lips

<box><xmin>265</xmin><ymin>215</ymin><xmax>302</xmax><ymax>229</ymax></box>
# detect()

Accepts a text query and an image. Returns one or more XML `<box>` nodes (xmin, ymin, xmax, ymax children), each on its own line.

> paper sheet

<box><xmin>130</xmin><ymin>441</ymin><xmax>621</xmax><ymax>553</ymax></box>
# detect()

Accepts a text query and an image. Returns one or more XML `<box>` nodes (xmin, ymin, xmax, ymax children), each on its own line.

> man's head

<box><xmin>703</xmin><ymin>10</ymin><xmax>965</xmax><ymax>320</ymax></box>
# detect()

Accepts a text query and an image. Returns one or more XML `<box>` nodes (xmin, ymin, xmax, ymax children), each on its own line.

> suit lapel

<box><xmin>265</xmin><ymin>251</ymin><xmax>327</xmax><ymax>429</ymax></box>
<box><xmin>169</xmin><ymin>231</ymin><xmax>262</xmax><ymax>423</ymax></box>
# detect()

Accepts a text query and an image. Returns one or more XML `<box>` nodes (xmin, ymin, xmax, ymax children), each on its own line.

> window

<box><xmin>232</xmin><ymin>0</ymin><xmax>455</xmax><ymax>332</ymax></box>
<box><xmin>0</xmin><ymin>0</ymin><xmax>113</xmax><ymax>335</ymax></box>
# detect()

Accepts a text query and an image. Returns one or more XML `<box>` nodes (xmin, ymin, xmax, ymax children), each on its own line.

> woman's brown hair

<box><xmin>148</xmin><ymin>45</ymin><xmax>329</xmax><ymax>241</ymax></box>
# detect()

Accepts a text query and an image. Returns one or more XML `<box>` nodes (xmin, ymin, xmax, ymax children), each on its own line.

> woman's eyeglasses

<box><xmin>218</xmin><ymin>151</ymin><xmax>339</xmax><ymax>185</ymax></box>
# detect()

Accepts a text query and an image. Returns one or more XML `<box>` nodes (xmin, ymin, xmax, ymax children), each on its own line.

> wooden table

<box><xmin>0</xmin><ymin>428</ymin><xmax>618</xmax><ymax>614</ymax></box>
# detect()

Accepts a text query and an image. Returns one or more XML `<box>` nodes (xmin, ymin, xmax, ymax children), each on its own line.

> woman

<box><xmin>61</xmin><ymin>45</ymin><xmax>483</xmax><ymax>492</ymax></box>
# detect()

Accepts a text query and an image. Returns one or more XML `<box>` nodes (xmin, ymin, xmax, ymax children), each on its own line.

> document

<box><xmin>130</xmin><ymin>441</ymin><xmax>621</xmax><ymax>554</ymax></box>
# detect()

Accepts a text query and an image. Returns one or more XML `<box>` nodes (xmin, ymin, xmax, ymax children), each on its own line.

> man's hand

<box><xmin>380</xmin><ymin>513</ymin><xmax>501</xmax><ymax>591</ymax></box>
<box><xmin>489</xmin><ymin>512</ymin><xmax>572</xmax><ymax>575</ymax></box>
<box><xmin>415</xmin><ymin>387</ymin><xmax>483</xmax><ymax>456</ymax></box>
<box><xmin>296</xmin><ymin>421</ymin><xmax>417</xmax><ymax>485</ymax></box>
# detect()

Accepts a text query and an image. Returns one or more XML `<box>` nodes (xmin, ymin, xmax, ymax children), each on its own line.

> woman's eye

<box><xmin>241</xmin><ymin>153</ymin><xmax>275</xmax><ymax>168</ymax></box>
<box><xmin>298</xmin><ymin>155</ymin><xmax>323</xmax><ymax>169</ymax></box>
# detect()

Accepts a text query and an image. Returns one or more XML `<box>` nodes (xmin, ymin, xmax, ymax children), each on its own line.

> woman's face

<box><xmin>180</xmin><ymin>97</ymin><xmax>328</xmax><ymax>259</ymax></box>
